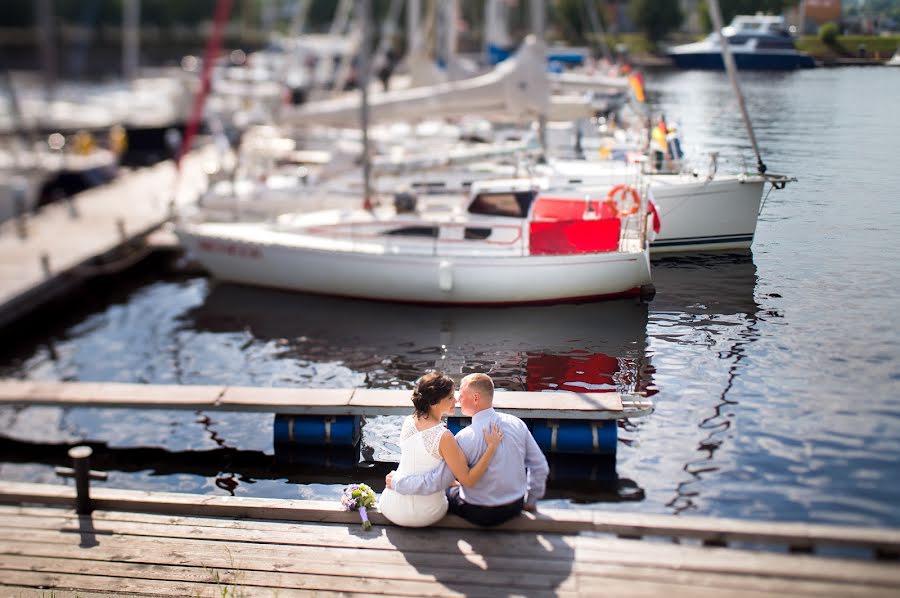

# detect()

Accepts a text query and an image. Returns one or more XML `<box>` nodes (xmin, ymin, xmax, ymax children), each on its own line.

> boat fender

<box><xmin>273</xmin><ymin>414</ymin><xmax>361</xmax><ymax>446</ymax></box>
<box><xmin>439</xmin><ymin>260</ymin><xmax>453</xmax><ymax>292</ymax></box>
<box><xmin>605</xmin><ymin>185</ymin><xmax>640</xmax><ymax>217</ymax></box>
<box><xmin>531</xmin><ymin>419</ymin><xmax>618</xmax><ymax>454</ymax></box>
<box><xmin>639</xmin><ymin>283</ymin><xmax>657</xmax><ymax>303</ymax></box>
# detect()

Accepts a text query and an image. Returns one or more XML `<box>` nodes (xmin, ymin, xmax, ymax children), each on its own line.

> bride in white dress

<box><xmin>379</xmin><ymin>372</ymin><xmax>503</xmax><ymax>527</ymax></box>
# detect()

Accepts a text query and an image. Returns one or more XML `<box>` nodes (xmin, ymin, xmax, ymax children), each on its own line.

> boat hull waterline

<box><xmin>649</xmin><ymin>176</ymin><xmax>765</xmax><ymax>253</ymax></box>
<box><xmin>177</xmin><ymin>228</ymin><xmax>652</xmax><ymax>305</ymax></box>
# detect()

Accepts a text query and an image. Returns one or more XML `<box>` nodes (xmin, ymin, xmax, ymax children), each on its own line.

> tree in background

<box><xmin>554</xmin><ymin>0</ymin><xmax>609</xmax><ymax>46</ymax></box>
<box><xmin>628</xmin><ymin>0</ymin><xmax>682</xmax><ymax>45</ymax></box>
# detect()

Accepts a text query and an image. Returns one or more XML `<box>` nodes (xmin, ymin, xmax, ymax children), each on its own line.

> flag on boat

<box><xmin>629</xmin><ymin>72</ymin><xmax>646</xmax><ymax>103</ymax></box>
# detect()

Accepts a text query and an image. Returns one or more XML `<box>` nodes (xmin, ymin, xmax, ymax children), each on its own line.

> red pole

<box><xmin>176</xmin><ymin>0</ymin><xmax>234</xmax><ymax>171</ymax></box>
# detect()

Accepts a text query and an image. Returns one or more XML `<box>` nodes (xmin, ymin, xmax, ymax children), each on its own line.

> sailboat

<box><xmin>177</xmin><ymin>174</ymin><xmax>653</xmax><ymax>305</ymax></box>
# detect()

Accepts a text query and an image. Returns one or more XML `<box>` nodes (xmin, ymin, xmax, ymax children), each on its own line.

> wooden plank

<box><xmin>3</xmin><ymin>483</ymin><xmax>899</xmax><ymax>554</ymax></box>
<box><xmin>0</xmin><ymin>380</ymin><xmax>225</xmax><ymax>410</ymax></box>
<box><xmin>0</xmin><ymin>539</ymin><xmax>580</xmax><ymax>592</ymax></box>
<box><xmin>0</xmin><ymin>569</ymin><xmax>396</xmax><ymax>598</ymax></box>
<box><xmin>3</xmin><ymin>533</ymin><xmax>897</xmax><ymax>597</ymax></box>
<box><xmin>0</xmin><ymin>553</ymin><xmax>544</xmax><ymax>598</ymax></box>
<box><xmin>0</xmin><ymin>380</ymin><xmax>643</xmax><ymax>419</ymax></box>
<box><xmin>0</xmin><ymin>589</ymin><xmax>126</xmax><ymax>598</ymax></box>
<box><xmin>221</xmin><ymin>386</ymin><xmax>354</xmax><ymax>413</ymax></box>
<box><xmin>493</xmin><ymin>390</ymin><xmax>623</xmax><ymax>415</ymax></box>
<box><xmin>0</xmin><ymin>555</ymin><xmax>867</xmax><ymax>598</ymax></box>
<box><xmin>4</xmin><ymin>543</ymin><xmax>576</xmax><ymax>597</ymax></box>
<box><xmin>0</xmin><ymin>481</ymin><xmax>596</xmax><ymax>533</ymax></box>
<box><xmin>3</xmin><ymin>518</ymin><xmax>900</xmax><ymax>589</ymax></box>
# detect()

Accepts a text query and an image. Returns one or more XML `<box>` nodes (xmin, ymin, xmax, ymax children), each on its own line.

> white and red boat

<box><xmin>177</xmin><ymin>178</ymin><xmax>653</xmax><ymax>305</ymax></box>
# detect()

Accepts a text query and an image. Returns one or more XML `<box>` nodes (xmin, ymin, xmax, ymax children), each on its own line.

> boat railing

<box><xmin>431</xmin><ymin>221</ymin><xmax>527</xmax><ymax>257</ymax></box>
<box><xmin>305</xmin><ymin>219</ymin><xmax>529</xmax><ymax>257</ymax></box>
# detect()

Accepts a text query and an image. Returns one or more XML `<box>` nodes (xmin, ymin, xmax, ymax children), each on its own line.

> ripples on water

<box><xmin>1</xmin><ymin>68</ymin><xmax>899</xmax><ymax>526</ymax></box>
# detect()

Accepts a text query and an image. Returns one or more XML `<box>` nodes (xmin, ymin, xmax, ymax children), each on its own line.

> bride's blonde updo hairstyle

<box><xmin>411</xmin><ymin>371</ymin><xmax>454</xmax><ymax>419</ymax></box>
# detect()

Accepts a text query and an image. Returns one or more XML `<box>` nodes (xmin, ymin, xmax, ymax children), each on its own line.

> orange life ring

<box><xmin>605</xmin><ymin>185</ymin><xmax>640</xmax><ymax>217</ymax></box>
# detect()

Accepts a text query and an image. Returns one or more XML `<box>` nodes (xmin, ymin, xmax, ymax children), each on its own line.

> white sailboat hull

<box><xmin>177</xmin><ymin>225</ymin><xmax>651</xmax><ymax>305</ymax></box>
<box><xmin>647</xmin><ymin>175</ymin><xmax>765</xmax><ymax>253</ymax></box>
<box><xmin>546</xmin><ymin>160</ymin><xmax>766</xmax><ymax>253</ymax></box>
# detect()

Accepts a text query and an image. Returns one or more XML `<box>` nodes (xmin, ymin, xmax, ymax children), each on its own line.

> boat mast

<box><xmin>123</xmin><ymin>0</ymin><xmax>140</xmax><ymax>82</ymax></box>
<box><xmin>530</xmin><ymin>0</ymin><xmax>547</xmax><ymax>156</ymax></box>
<box><xmin>358</xmin><ymin>0</ymin><xmax>373</xmax><ymax>209</ymax></box>
<box><xmin>707</xmin><ymin>0</ymin><xmax>766</xmax><ymax>174</ymax></box>
<box><xmin>35</xmin><ymin>0</ymin><xmax>57</xmax><ymax>102</ymax></box>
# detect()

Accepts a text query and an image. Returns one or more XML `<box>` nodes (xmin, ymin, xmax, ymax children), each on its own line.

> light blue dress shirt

<box><xmin>391</xmin><ymin>407</ymin><xmax>549</xmax><ymax>507</ymax></box>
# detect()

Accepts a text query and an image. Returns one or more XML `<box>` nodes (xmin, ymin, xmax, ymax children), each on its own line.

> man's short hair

<box><xmin>463</xmin><ymin>373</ymin><xmax>494</xmax><ymax>402</ymax></box>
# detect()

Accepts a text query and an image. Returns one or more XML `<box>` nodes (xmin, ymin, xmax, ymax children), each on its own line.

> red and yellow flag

<box><xmin>629</xmin><ymin>72</ymin><xmax>645</xmax><ymax>103</ymax></box>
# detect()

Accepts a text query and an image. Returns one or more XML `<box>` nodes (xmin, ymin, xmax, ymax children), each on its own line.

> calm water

<box><xmin>1</xmin><ymin>67</ymin><xmax>899</xmax><ymax>526</ymax></box>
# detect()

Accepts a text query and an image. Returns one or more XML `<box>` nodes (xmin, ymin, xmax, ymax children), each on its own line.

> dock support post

<box><xmin>40</xmin><ymin>253</ymin><xmax>51</xmax><ymax>277</ymax></box>
<box><xmin>71</xmin><ymin>446</ymin><xmax>93</xmax><ymax>514</ymax></box>
<box><xmin>13</xmin><ymin>192</ymin><xmax>28</xmax><ymax>239</ymax></box>
<box><xmin>55</xmin><ymin>445</ymin><xmax>108</xmax><ymax>515</ymax></box>
<box><xmin>116</xmin><ymin>218</ymin><xmax>127</xmax><ymax>241</ymax></box>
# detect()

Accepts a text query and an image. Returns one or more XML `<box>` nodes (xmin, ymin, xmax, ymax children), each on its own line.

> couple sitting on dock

<box><xmin>380</xmin><ymin>372</ymin><xmax>549</xmax><ymax>528</ymax></box>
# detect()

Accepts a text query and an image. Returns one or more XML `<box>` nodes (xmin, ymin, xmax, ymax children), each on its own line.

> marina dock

<box><xmin>1</xmin><ymin>481</ymin><xmax>898</xmax><ymax>597</ymax></box>
<box><xmin>0</xmin><ymin>148</ymin><xmax>210</xmax><ymax>329</ymax></box>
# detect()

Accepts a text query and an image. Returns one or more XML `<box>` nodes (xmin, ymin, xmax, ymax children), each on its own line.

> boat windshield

<box><xmin>467</xmin><ymin>191</ymin><xmax>536</xmax><ymax>218</ymax></box>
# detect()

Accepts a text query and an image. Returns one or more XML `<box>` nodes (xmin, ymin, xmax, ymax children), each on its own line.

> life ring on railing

<box><xmin>605</xmin><ymin>184</ymin><xmax>640</xmax><ymax>218</ymax></box>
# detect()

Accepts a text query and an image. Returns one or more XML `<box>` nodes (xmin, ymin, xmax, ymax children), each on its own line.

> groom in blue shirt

<box><xmin>386</xmin><ymin>373</ymin><xmax>549</xmax><ymax>527</ymax></box>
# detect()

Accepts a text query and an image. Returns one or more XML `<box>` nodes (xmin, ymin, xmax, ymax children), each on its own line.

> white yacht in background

<box><xmin>667</xmin><ymin>14</ymin><xmax>815</xmax><ymax>70</ymax></box>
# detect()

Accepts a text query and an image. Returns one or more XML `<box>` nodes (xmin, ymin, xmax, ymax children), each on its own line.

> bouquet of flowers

<box><xmin>341</xmin><ymin>483</ymin><xmax>377</xmax><ymax>531</ymax></box>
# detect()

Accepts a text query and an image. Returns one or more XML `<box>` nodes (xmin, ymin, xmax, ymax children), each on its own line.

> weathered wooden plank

<box><xmin>0</xmin><ymin>538</ymin><xmax>580</xmax><ymax>592</ymax></box>
<box><xmin>0</xmin><ymin>380</ymin><xmax>642</xmax><ymax>419</ymax></box>
<box><xmin>2</xmin><ymin>535</ymin><xmax>895</xmax><ymax>597</ymax></box>
<box><xmin>493</xmin><ymin>390</ymin><xmax>623</xmax><ymax>413</ymax></box>
<box><xmin>220</xmin><ymin>386</ymin><xmax>354</xmax><ymax>413</ymax></box>
<box><xmin>0</xmin><ymin>569</ymin><xmax>398</xmax><ymax>598</ymax></box>
<box><xmin>0</xmin><ymin>589</ymin><xmax>126</xmax><ymax>598</ymax></box>
<box><xmin>3</xmin><ymin>518</ymin><xmax>900</xmax><ymax>589</ymax></box>
<box><xmin>0</xmin><ymin>380</ymin><xmax>225</xmax><ymax>410</ymax></box>
<box><xmin>0</xmin><ymin>556</ymin><xmax>857</xmax><ymax>598</ymax></box>
<box><xmin>0</xmin><ymin>553</ymin><xmax>551</xmax><ymax>598</ymax></box>
<box><xmin>3</xmin><ymin>482</ymin><xmax>899</xmax><ymax>554</ymax></box>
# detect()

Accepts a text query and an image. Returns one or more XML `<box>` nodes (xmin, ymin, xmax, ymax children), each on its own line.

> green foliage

<box><xmin>553</xmin><ymin>0</ymin><xmax>608</xmax><ymax>46</ymax></box>
<box><xmin>797</xmin><ymin>34</ymin><xmax>900</xmax><ymax>58</ymax></box>
<box><xmin>818</xmin><ymin>21</ymin><xmax>840</xmax><ymax>45</ymax></box>
<box><xmin>628</xmin><ymin>0</ymin><xmax>682</xmax><ymax>44</ymax></box>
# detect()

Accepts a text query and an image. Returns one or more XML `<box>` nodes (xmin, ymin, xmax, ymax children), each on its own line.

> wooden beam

<box><xmin>2</xmin><ymin>482</ymin><xmax>899</xmax><ymax>556</ymax></box>
<box><xmin>0</xmin><ymin>380</ymin><xmax>650</xmax><ymax>419</ymax></box>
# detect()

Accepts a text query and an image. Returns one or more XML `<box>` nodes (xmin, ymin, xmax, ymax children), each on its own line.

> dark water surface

<box><xmin>1</xmin><ymin>67</ymin><xmax>899</xmax><ymax>526</ymax></box>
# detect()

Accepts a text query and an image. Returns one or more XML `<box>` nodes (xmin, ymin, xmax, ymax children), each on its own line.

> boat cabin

<box><xmin>463</xmin><ymin>179</ymin><xmax>631</xmax><ymax>256</ymax></box>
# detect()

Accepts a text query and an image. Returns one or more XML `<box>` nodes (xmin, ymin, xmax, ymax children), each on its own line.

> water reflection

<box><xmin>645</xmin><ymin>253</ymin><xmax>763</xmax><ymax>515</ymax></box>
<box><xmin>182</xmin><ymin>284</ymin><xmax>654</xmax><ymax>395</ymax></box>
<box><xmin>0</xmin><ymin>436</ymin><xmax>643</xmax><ymax>503</ymax></box>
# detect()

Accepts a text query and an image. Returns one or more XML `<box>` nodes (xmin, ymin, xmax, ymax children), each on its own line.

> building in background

<box><xmin>787</xmin><ymin>0</ymin><xmax>843</xmax><ymax>34</ymax></box>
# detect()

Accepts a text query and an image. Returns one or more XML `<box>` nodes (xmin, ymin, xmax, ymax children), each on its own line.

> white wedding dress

<box><xmin>378</xmin><ymin>415</ymin><xmax>449</xmax><ymax>527</ymax></box>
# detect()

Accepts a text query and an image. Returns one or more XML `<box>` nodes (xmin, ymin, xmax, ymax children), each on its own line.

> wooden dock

<box><xmin>0</xmin><ymin>380</ymin><xmax>653</xmax><ymax>420</ymax></box>
<box><xmin>0</xmin><ymin>148</ymin><xmax>210</xmax><ymax>329</ymax></box>
<box><xmin>0</xmin><ymin>481</ymin><xmax>898</xmax><ymax>597</ymax></box>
